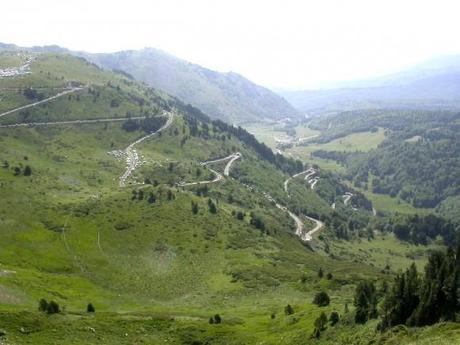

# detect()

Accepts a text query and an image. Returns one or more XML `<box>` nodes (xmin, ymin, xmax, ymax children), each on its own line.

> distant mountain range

<box><xmin>280</xmin><ymin>55</ymin><xmax>460</xmax><ymax>114</ymax></box>
<box><xmin>0</xmin><ymin>43</ymin><xmax>299</xmax><ymax>124</ymax></box>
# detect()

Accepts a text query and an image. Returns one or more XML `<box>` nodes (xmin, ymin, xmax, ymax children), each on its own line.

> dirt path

<box><xmin>0</xmin><ymin>87</ymin><xmax>84</xmax><ymax>119</ymax></box>
<box><xmin>119</xmin><ymin>112</ymin><xmax>174</xmax><ymax>187</ymax></box>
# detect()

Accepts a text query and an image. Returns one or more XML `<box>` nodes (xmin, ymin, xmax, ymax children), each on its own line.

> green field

<box><xmin>286</xmin><ymin>128</ymin><xmax>385</xmax><ymax>161</ymax></box>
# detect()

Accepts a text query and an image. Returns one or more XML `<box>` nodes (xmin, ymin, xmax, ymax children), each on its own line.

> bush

<box><xmin>318</xmin><ymin>268</ymin><xmax>324</xmax><ymax>278</ymax></box>
<box><xmin>38</xmin><ymin>299</ymin><xmax>48</xmax><ymax>312</ymax></box>
<box><xmin>208</xmin><ymin>199</ymin><xmax>217</xmax><ymax>214</ymax></box>
<box><xmin>330</xmin><ymin>311</ymin><xmax>340</xmax><ymax>325</ymax></box>
<box><xmin>87</xmin><ymin>303</ymin><xmax>95</xmax><ymax>313</ymax></box>
<box><xmin>313</xmin><ymin>291</ymin><xmax>330</xmax><ymax>307</ymax></box>
<box><xmin>284</xmin><ymin>304</ymin><xmax>294</xmax><ymax>315</ymax></box>
<box><xmin>46</xmin><ymin>300</ymin><xmax>60</xmax><ymax>314</ymax></box>
<box><xmin>191</xmin><ymin>201</ymin><xmax>199</xmax><ymax>214</ymax></box>
<box><xmin>314</xmin><ymin>312</ymin><xmax>328</xmax><ymax>330</ymax></box>
<box><xmin>23</xmin><ymin>165</ymin><xmax>32</xmax><ymax>176</ymax></box>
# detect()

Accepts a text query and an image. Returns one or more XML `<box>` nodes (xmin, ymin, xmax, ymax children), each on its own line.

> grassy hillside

<box><xmin>0</xmin><ymin>51</ymin><xmax>453</xmax><ymax>344</ymax></box>
<box><xmin>82</xmin><ymin>48</ymin><xmax>300</xmax><ymax>124</ymax></box>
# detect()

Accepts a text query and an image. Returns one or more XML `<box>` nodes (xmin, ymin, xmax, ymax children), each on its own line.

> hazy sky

<box><xmin>2</xmin><ymin>0</ymin><xmax>460</xmax><ymax>89</ymax></box>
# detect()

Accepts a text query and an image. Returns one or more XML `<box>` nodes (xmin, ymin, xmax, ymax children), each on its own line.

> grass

<box><xmin>343</xmin><ymin>181</ymin><xmax>433</xmax><ymax>215</ymax></box>
<box><xmin>329</xmin><ymin>232</ymin><xmax>440</xmax><ymax>273</ymax></box>
<box><xmin>244</xmin><ymin>122</ymin><xmax>289</xmax><ymax>149</ymax></box>
<box><xmin>0</xmin><ymin>51</ymin><xmax>26</xmax><ymax>69</ymax></box>
<box><xmin>0</xmin><ymin>51</ymin><xmax>450</xmax><ymax>345</ymax></box>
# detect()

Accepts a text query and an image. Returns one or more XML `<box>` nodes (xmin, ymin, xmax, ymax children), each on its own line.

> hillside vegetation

<box><xmin>0</xmin><ymin>51</ymin><xmax>457</xmax><ymax>344</ymax></box>
<box><xmin>84</xmin><ymin>48</ymin><xmax>300</xmax><ymax>124</ymax></box>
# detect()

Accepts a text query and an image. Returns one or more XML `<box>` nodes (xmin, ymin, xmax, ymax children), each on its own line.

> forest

<box><xmin>309</xmin><ymin>109</ymin><xmax>460</xmax><ymax>208</ymax></box>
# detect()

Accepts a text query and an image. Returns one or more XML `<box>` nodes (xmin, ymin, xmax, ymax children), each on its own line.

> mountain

<box><xmin>0</xmin><ymin>43</ymin><xmax>300</xmax><ymax>124</ymax></box>
<box><xmin>82</xmin><ymin>48</ymin><xmax>300</xmax><ymax>124</ymax></box>
<box><xmin>0</xmin><ymin>48</ymin><xmax>458</xmax><ymax>345</ymax></box>
<box><xmin>280</xmin><ymin>55</ymin><xmax>460</xmax><ymax>114</ymax></box>
<box><xmin>0</xmin><ymin>49</ymin><xmax>386</xmax><ymax>344</ymax></box>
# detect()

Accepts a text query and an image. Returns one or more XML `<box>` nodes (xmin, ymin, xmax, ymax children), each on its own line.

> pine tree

<box><xmin>354</xmin><ymin>281</ymin><xmax>377</xmax><ymax>324</ymax></box>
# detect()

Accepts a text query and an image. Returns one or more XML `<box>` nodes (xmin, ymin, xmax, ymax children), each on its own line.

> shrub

<box><xmin>313</xmin><ymin>291</ymin><xmax>330</xmax><ymax>307</ymax></box>
<box><xmin>208</xmin><ymin>199</ymin><xmax>217</xmax><ymax>214</ymax></box>
<box><xmin>46</xmin><ymin>300</ymin><xmax>60</xmax><ymax>314</ymax></box>
<box><xmin>314</xmin><ymin>312</ymin><xmax>328</xmax><ymax>331</ymax></box>
<box><xmin>191</xmin><ymin>201</ymin><xmax>199</xmax><ymax>214</ymax></box>
<box><xmin>318</xmin><ymin>268</ymin><xmax>324</xmax><ymax>278</ymax></box>
<box><xmin>23</xmin><ymin>165</ymin><xmax>32</xmax><ymax>176</ymax></box>
<box><xmin>38</xmin><ymin>299</ymin><xmax>48</xmax><ymax>312</ymax></box>
<box><xmin>284</xmin><ymin>304</ymin><xmax>294</xmax><ymax>315</ymax></box>
<box><xmin>87</xmin><ymin>303</ymin><xmax>95</xmax><ymax>313</ymax></box>
<box><xmin>330</xmin><ymin>311</ymin><xmax>340</xmax><ymax>325</ymax></box>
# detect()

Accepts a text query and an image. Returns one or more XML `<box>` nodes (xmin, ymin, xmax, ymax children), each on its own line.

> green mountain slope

<box><xmin>83</xmin><ymin>48</ymin><xmax>300</xmax><ymax>124</ymax></box>
<box><xmin>0</xmin><ymin>50</ymin><xmax>451</xmax><ymax>344</ymax></box>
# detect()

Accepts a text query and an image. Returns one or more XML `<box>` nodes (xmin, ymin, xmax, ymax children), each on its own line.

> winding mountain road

<box><xmin>281</xmin><ymin>168</ymin><xmax>325</xmax><ymax>241</ymax></box>
<box><xmin>119</xmin><ymin>112</ymin><xmax>174</xmax><ymax>187</ymax></box>
<box><xmin>0</xmin><ymin>87</ymin><xmax>84</xmax><ymax>119</ymax></box>
<box><xmin>284</xmin><ymin>167</ymin><xmax>318</xmax><ymax>193</ymax></box>
<box><xmin>343</xmin><ymin>192</ymin><xmax>353</xmax><ymax>206</ymax></box>
<box><xmin>0</xmin><ymin>116</ymin><xmax>147</xmax><ymax>128</ymax></box>
<box><xmin>180</xmin><ymin>152</ymin><xmax>241</xmax><ymax>186</ymax></box>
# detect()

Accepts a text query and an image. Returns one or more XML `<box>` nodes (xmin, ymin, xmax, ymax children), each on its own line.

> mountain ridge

<box><xmin>0</xmin><ymin>42</ymin><xmax>299</xmax><ymax>124</ymax></box>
